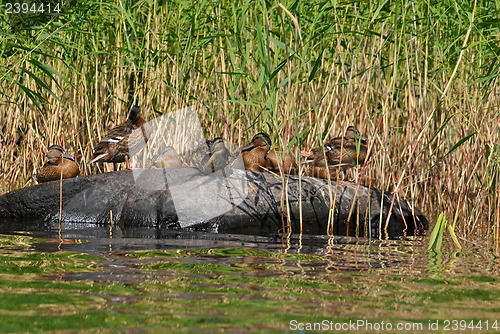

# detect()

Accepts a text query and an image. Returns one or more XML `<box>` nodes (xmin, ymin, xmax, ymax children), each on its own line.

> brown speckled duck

<box><xmin>302</xmin><ymin>126</ymin><xmax>368</xmax><ymax>178</ymax></box>
<box><xmin>36</xmin><ymin>145</ymin><xmax>79</xmax><ymax>183</ymax></box>
<box><xmin>242</xmin><ymin>132</ymin><xmax>297</xmax><ymax>174</ymax></box>
<box><xmin>198</xmin><ymin>137</ymin><xmax>231</xmax><ymax>174</ymax></box>
<box><xmin>241</xmin><ymin>133</ymin><xmax>273</xmax><ymax>172</ymax></box>
<box><xmin>152</xmin><ymin>146</ymin><xmax>183</xmax><ymax>168</ymax></box>
<box><xmin>88</xmin><ymin>105</ymin><xmax>147</xmax><ymax>169</ymax></box>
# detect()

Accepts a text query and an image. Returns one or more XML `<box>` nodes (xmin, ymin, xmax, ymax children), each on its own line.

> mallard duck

<box><xmin>36</xmin><ymin>145</ymin><xmax>79</xmax><ymax>183</ymax></box>
<box><xmin>302</xmin><ymin>126</ymin><xmax>368</xmax><ymax>176</ymax></box>
<box><xmin>152</xmin><ymin>146</ymin><xmax>183</xmax><ymax>168</ymax></box>
<box><xmin>198</xmin><ymin>137</ymin><xmax>231</xmax><ymax>174</ymax></box>
<box><xmin>241</xmin><ymin>133</ymin><xmax>273</xmax><ymax>172</ymax></box>
<box><xmin>88</xmin><ymin>105</ymin><xmax>147</xmax><ymax>169</ymax></box>
<box><xmin>242</xmin><ymin>132</ymin><xmax>297</xmax><ymax>174</ymax></box>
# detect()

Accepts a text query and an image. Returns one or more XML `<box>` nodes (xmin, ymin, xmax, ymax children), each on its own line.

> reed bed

<box><xmin>0</xmin><ymin>0</ymin><xmax>499</xmax><ymax>245</ymax></box>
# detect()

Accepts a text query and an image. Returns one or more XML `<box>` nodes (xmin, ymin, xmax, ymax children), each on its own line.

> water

<box><xmin>0</xmin><ymin>221</ymin><xmax>499</xmax><ymax>333</ymax></box>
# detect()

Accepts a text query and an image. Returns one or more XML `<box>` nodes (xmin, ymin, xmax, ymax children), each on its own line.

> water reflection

<box><xmin>1</xmin><ymin>222</ymin><xmax>500</xmax><ymax>333</ymax></box>
<box><xmin>1</xmin><ymin>216</ymin><xmax>498</xmax><ymax>282</ymax></box>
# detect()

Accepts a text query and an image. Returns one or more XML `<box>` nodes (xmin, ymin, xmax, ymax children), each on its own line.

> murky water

<box><xmin>0</xmin><ymin>220</ymin><xmax>499</xmax><ymax>333</ymax></box>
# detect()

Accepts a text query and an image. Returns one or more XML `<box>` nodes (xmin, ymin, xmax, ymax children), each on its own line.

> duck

<box><xmin>198</xmin><ymin>137</ymin><xmax>231</xmax><ymax>174</ymax></box>
<box><xmin>152</xmin><ymin>146</ymin><xmax>183</xmax><ymax>168</ymax></box>
<box><xmin>36</xmin><ymin>145</ymin><xmax>80</xmax><ymax>183</ymax></box>
<box><xmin>302</xmin><ymin>126</ymin><xmax>368</xmax><ymax>177</ymax></box>
<box><xmin>241</xmin><ymin>133</ymin><xmax>273</xmax><ymax>172</ymax></box>
<box><xmin>88</xmin><ymin>105</ymin><xmax>147</xmax><ymax>169</ymax></box>
<box><xmin>241</xmin><ymin>132</ymin><xmax>297</xmax><ymax>174</ymax></box>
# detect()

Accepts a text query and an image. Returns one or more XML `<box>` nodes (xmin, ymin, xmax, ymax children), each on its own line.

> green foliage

<box><xmin>428</xmin><ymin>213</ymin><xmax>461</xmax><ymax>252</ymax></box>
<box><xmin>1</xmin><ymin>0</ymin><xmax>498</xmax><ymax>112</ymax></box>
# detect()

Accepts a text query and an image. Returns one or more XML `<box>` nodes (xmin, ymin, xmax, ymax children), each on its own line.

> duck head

<box><xmin>242</xmin><ymin>132</ymin><xmax>271</xmax><ymax>151</ymax></box>
<box><xmin>46</xmin><ymin>145</ymin><xmax>76</xmax><ymax>164</ymax></box>
<box><xmin>207</xmin><ymin>137</ymin><xmax>228</xmax><ymax>155</ymax></box>
<box><xmin>124</xmin><ymin>105</ymin><xmax>142</xmax><ymax>132</ymax></box>
<box><xmin>344</xmin><ymin>126</ymin><xmax>367</xmax><ymax>143</ymax></box>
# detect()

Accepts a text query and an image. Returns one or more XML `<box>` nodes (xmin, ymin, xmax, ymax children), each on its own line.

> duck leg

<box><xmin>125</xmin><ymin>156</ymin><xmax>131</xmax><ymax>170</ymax></box>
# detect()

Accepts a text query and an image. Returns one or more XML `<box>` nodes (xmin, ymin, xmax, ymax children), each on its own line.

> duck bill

<box><xmin>241</xmin><ymin>143</ymin><xmax>256</xmax><ymax>152</ymax></box>
<box><xmin>62</xmin><ymin>152</ymin><xmax>76</xmax><ymax>161</ymax></box>
<box><xmin>354</xmin><ymin>134</ymin><xmax>367</xmax><ymax>143</ymax></box>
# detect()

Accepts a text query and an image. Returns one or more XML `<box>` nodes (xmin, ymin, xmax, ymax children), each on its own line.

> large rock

<box><xmin>0</xmin><ymin>168</ymin><xmax>428</xmax><ymax>238</ymax></box>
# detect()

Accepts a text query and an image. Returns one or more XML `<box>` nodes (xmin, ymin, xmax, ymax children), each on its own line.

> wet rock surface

<box><xmin>0</xmin><ymin>168</ymin><xmax>428</xmax><ymax>238</ymax></box>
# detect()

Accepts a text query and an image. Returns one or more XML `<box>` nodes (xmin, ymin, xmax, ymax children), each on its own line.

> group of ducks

<box><xmin>35</xmin><ymin>106</ymin><xmax>369</xmax><ymax>183</ymax></box>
